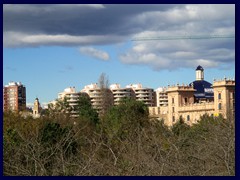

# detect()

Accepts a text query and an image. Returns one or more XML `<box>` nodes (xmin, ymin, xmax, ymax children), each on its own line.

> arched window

<box><xmin>218</xmin><ymin>93</ymin><xmax>221</xmax><ymax>99</ymax></box>
<box><xmin>218</xmin><ymin>103</ymin><xmax>222</xmax><ymax>110</ymax></box>
<box><xmin>187</xmin><ymin>115</ymin><xmax>190</xmax><ymax>121</ymax></box>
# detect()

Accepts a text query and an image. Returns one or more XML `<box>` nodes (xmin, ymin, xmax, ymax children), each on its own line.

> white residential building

<box><xmin>110</xmin><ymin>83</ymin><xmax>134</xmax><ymax>105</ymax></box>
<box><xmin>58</xmin><ymin>87</ymin><xmax>80</xmax><ymax>117</ymax></box>
<box><xmin>81</xmin><ymin>83</ymin><xmax>103</xmax><ymax>111</ymax></box>
<box><xmin>155</xmin><ymin>87</ymin><xmax>168</xmax><ymax>107</ymax></box>
<box><xmin>126</xmin><ymin>83</ymin><xmax>155</xmax><ymax>107</ymax></box>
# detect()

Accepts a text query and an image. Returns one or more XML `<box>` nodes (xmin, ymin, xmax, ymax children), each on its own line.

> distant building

<box><xmin>81</xmin><ymin>83</ymin><xmax>113</xmax><ymax>112</ymax></box>
<box><xmin>126</xmin><ymin>83</ymin><xmax>156</xmax><ymax>107</ymax></box>
<box><xmin>32</xmin><ymin>98</ymin><xmax>41</xmax><ymax>118</ymax></box>
<box><xmin>149</xmin><ymin>66</ymin><xmax>235</xmax><ymax>126</ymax></box>
<box><xmin>155</xmin><ymin>87</ymin><xmax>168</xmax><ymax>107</ymax></box>
<box><xmin>58</xmin><ymin>87</ymin><xmax>81</xmax><ymax>117</ymax></box>
<box><xmin>81</xmin><ymin>83</ymin><xmax>102</xmax><ymax>111</ymax></box>
<box><xmin>110</xmin><ymin>83</ymin><xmax>134</xmax><ymax>105</ymax></box>
<box><xmin>3</xmin><ymin>81</ymin><xmax>26</xmax><ymax>112</ymax></box>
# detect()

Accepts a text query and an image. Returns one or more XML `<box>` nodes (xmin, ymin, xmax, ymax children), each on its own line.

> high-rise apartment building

<box><xmin>81</xmin><ymin>83</ymin><xmax>113</xmax><ymax>113</ymax></box>
<box><xmin>3</xmin><ymin>82</ymin><xmax>26</xmax><ymax>112</ymax></box>
<box><xmin>81</xmin><ymin>83</ymin><xmax>103</xmax><ymax>111</ymax></box>
<box><xmin>110</xmin><ymin>83</ymin><xmax>134</xmax><ymax>105</ymax></box>
<box><xmin>155</xmin><ymin>87</ymin><xmax>168</xmax><ymax>107</ymax></box>
<box><xmin>126</xmin><ymin>83</ymin><xmax>155</xmax><ymax>107</ymax></box>
<box><xmin>58</xmin><ymin>87</ymin><xmax>80</xmax><ymax>117</ymax></box>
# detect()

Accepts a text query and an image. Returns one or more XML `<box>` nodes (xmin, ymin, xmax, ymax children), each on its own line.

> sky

<box><xmin>3</xmin><ymin>4</ymin><xmax>235</xmax><ymax>107</ymax></box>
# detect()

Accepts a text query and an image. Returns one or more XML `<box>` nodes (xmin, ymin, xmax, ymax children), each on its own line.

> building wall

<box><xmin>165</xmin><ymin>85</ymin><xmax>195</xmax><ymax>126</ymax></box>
<box><xmin>213</xmin><ymin>79</ymin><xmax>235</xmax><ymax>119</ymax></box>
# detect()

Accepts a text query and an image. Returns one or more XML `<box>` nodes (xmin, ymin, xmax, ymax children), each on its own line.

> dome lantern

<box><xmin>196</xmin><ymin>65</ymin><xmax>204</xmax><ymax>81</ymax></box>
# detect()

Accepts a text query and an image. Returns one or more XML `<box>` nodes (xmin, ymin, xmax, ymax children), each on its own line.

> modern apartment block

<box><xmin>110</xmin><ymin>83</ymin><xmax>135</xmax><ymax>105</ymax></box>
<box><xmin>3</xmin><ymin>81</ymin><xmax>26</xmax><ymax>112</ymax></box>
<box><xmin>126</xmin><ymin>83</ymin><xmax>156</xmax><ymax>107</ymax></box>
<box><xmin>155</xmin><ymin>87</ymin><xmax>168</xmax><ymax>107</ymax></box>
<box><xmin>58</xmin><ymin>87</ymin><xmax>81</xmax><ymax>117</ymax></box>
<box><xmin>81</xmin><ymin>83</ymin><xmax>102</xmax><ymax>111</ymax></box>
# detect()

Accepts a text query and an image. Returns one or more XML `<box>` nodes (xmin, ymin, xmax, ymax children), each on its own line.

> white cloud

<box><xmin>26</xmin><ymin>103</ymin><xmax>34</xmax><ymax>107</ymax></box>
<box><xmin>79</xmin><ymin>47</ymin><xmax>110</xmax><ymax>61</ymax></box>
<box><xmin>3</xmin><ymin>32</ymin><xmax>123</xmax><ymax>47</ymax></box>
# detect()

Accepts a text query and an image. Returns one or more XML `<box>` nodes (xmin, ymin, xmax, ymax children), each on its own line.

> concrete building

<box><xmin>155</xmin><ymin>87</ymin><xmax>168</xmax><ymax>107</ymax></box>
<box><xmin>3</xmin><ymin>81</ymin><xmax>26</xmax><ymax>112</ymax></box>
<box><xmin>81</xmin><ymin>83</ymin><xmax>113</xmax><ymax>113</ymax></box>
<box><xmin>81</xmin><ymin>83</ymin><xmax>102</xmax><ymax>111</ymax></box>
<box><xmin>110</xmin><ymin>83</ymin><xmax>134</xmax><ymax>105</ymax></box>
<box><xmin>126</xmin><ymin>83</ymin><xmax>156</xmax><ymax>107</ymax></box>
<box><xmin>58</xmin><ymin>87</ymin><xmax>80</xmax><ymax>117</ymax></box>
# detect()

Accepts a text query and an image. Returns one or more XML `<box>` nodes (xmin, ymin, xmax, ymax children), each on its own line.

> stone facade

<box><xmin>149</xmin><ymin>79</ymin><xmax>235</xmax><ymax>126</ymax></box>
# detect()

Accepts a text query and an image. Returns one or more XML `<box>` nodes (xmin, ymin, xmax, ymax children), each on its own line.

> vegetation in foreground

<box><xmin>3</xmin><ymin>98</ymin><xmax>235</xmax><ymax>176</ymax></box>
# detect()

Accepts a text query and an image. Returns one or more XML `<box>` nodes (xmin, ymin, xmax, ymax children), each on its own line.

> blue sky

<box><xmin>3</xmin><ymin>4</ymin><xmax>235</xmax><ymax>106</ymax></box>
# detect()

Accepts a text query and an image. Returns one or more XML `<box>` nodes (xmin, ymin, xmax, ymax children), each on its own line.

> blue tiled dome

<box><xmin>189</xmin><ymin>80</ymin><xmax>213</xmax><ymax>99</ymax></box>
<box><xmin>196</xmin><ymin>65</ymin><xmax>204</xmax><ymax>71</ymax></box>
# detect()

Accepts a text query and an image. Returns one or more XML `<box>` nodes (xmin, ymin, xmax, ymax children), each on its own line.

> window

<box><xmin>218</xmin><ymin>103</ymin><xmax>222</xmax><ymax>110</ymax></box>
<box><xmin>184</xmin><ymin>97</ymin><xmax>188</xmax><ymax>104</ymax></box>
<box><xmin>187</xmin><ymin>115</ymin><xmax>190</xmax><ymax>121</ymax></box>
<box><xmin>172</xmin><ymin>98</ymin><xmax>174</xmax><ymax>104</ymax></box>
<box><xmin>172</xmin><ymin>116</ymin><xmax>175</xmax><ymax>122</ymax></box>
<box><xmin>172</xmin><ymin>107</ymin><xmax>175</xmax><ymax>112</ymax></box>
<box><xmin>218</xmin><ymin>93</ymin><xmax>221</xmax><ymax>100</ymax></box>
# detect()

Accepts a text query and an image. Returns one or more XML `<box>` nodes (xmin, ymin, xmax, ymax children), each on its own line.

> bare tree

<box><xmin>98</xmin><ymin>73</ymin><xmax>113</xmax><ymax>117</ymax></box>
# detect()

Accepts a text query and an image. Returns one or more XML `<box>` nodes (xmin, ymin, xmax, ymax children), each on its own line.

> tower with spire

<box><xmin>33</xmin><ymin>97</ymin><xmax>41</xmax><ymax>118</ymax></box>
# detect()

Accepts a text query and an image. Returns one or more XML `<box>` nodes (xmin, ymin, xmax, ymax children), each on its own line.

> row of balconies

<box><xmin>112</xmin><ymin>90</ymin><xmax>132</xmax><ymax>94</ymax></box>
<box><xmin>136</xmin><ymin>94</ymin><xmax>153</xmax><ymax>98</ymax></box>
<box><xmin>113</xmin><ymin>94</ymin><xmax>131</xmax><ymax>98</ymax></box>
<box><xmin>135</xmin><ymin>91</ymin><xmax>153</xmax><ymax>94</ymax></box>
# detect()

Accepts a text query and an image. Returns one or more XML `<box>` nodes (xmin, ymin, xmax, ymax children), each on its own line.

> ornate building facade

<box><xmin>149</xmin><ymin>66</ymin><xmax>235</xmax><ymax>126</ymax></box>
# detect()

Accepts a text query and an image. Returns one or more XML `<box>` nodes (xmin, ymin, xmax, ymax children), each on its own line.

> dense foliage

<box><xmin>3</xmin><ymin>99</ymin><xmax>235</xmax><ymax>176</ymax></box>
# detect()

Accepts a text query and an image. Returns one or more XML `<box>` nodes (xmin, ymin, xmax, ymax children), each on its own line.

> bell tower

<box><xmin>33</xmin><ymin>98</ymin><xmax>41</xmax><ymax>118</ymax></box>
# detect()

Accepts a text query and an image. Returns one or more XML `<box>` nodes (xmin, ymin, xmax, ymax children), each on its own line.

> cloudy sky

<box><xmin>3</xmin><ymin>4</ymin><xmax>235</xmax><ymax>106</ymax></box>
